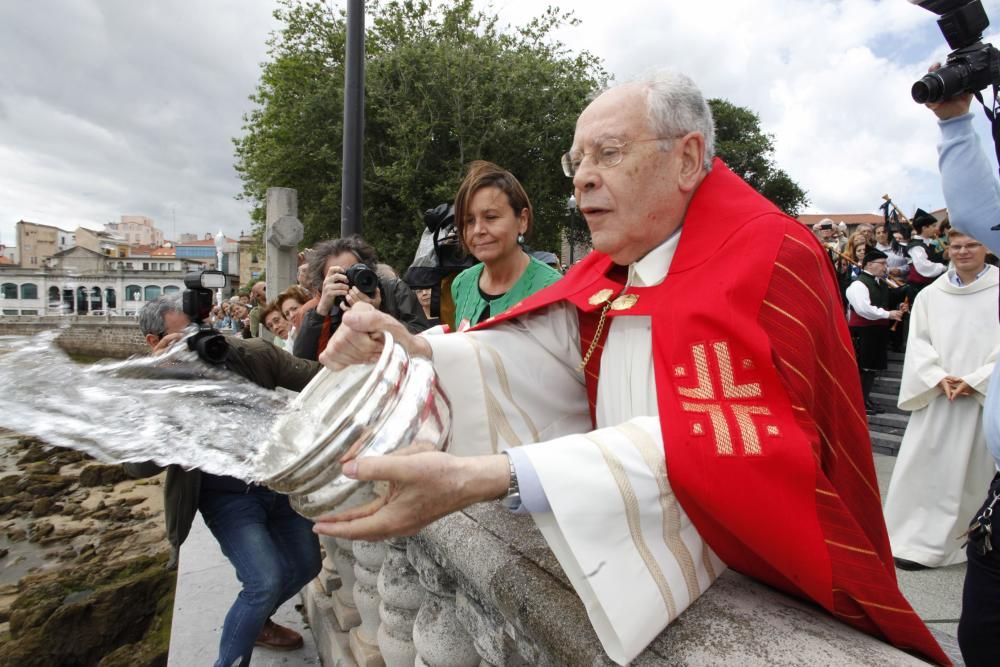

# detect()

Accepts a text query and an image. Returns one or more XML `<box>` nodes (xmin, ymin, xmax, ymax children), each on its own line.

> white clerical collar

<box><xmin>912</xmin><ymin>235</ymin><xmax>926</xmax><ymax>241</ymax></box>
<box><xmin>949</xmin><ymin>265</ymin><xmax>990</xmax><ymax>286</ymax></box>
<box><xmin>628</xmin><ymin>227</ymin><xmax>683</xmax><ymax>288</ymax></box>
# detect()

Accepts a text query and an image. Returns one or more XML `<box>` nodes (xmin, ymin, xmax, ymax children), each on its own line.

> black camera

<box><xmin>182</xmin><ymin>270</ymin><xmax>230</xmax><ymax>365</ymax></box>
<box><xmin>911</xmin><ymin>0</ymin><xmax>1000</xmax><ymax>104</ymax></box>
<box><xmin>336</xmin><ymin>263</ymin><xmax>380</xmax><ymax>308</ymax></box>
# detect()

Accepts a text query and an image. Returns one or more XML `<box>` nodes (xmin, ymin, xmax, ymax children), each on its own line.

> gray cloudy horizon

<box><xmin>1</xmin><ymin>0</ymin><xmax>998</xmax><ymax>251</ymax></box>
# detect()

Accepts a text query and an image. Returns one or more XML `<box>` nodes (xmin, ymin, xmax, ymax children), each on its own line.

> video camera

<box><xmin>182</xmin><ymin>270</ymin><xmax>230</xmax><ymax>365</ymax></box>
<box><xmin>910</xmin><ymin>0</ymin><xmax>1000</xmax><ymax>104</ymax></box>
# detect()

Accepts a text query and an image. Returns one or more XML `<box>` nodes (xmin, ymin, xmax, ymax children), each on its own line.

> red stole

<box><xmin>474</xmin><ymin>160</ymin><xmax>948</xmax><ymax>665</ymax></box>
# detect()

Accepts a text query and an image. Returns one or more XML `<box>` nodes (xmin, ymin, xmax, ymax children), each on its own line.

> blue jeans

<box><xmin>199</xmin><ymin>484</ymin><xmax>321</xmax><ymax>667</ymax></box>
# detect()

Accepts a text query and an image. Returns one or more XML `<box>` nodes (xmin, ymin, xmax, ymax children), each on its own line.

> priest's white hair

<box><xmin>630</xmin><ymin>68</ymin><xmax>716</xmax><ymax>172</ymax></box>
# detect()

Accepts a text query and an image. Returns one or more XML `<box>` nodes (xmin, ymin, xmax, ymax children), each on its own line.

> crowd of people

<box><xmin>129</xmin><ymin>66</ymin><xmax>1000</xmax><ymax>667</ymax></box>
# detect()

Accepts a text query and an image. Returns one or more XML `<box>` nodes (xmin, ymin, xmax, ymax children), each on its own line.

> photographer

<box><xmin>926</xmin><ymin>73</ymin><xmax>1000</xmax><ymax>667</ymax></box>
<box><xmin>293</xmin><ymin>236</ymin><xmax>430</xmax><ymax>360</ymax></box>
<box><xmin>128</xmin><ymin>294</ymin><xmax>322</xmax><ymax>667</ymax></box>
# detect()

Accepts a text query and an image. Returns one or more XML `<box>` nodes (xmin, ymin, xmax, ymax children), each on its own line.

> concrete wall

<box><xmin>0</xmin><ymin>316</ymin><xmax>147</xmax><ymax>358</ymax></box>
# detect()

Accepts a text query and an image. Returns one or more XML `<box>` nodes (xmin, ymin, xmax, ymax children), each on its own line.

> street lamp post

<box><xmin>567</xmin><ymin>194</ymin><xmax>577</xmax><ymax>266</ymax></box>
<box><xmin>214</xmin><ymin>231</ymin><xmax>225</xmax><ymax>305</ymax></box>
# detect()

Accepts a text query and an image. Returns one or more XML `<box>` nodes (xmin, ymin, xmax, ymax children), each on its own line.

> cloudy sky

<box><xmin>1</xmin><ymin>0</ymin><xmax>997</xmax><ymax>249</ymax></box>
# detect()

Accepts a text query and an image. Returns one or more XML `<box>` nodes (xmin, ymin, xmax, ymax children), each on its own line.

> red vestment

<box><xmin>475</xmin><ymin>159</ymin><xmax>948</xmax><ymax>665</ymax></box>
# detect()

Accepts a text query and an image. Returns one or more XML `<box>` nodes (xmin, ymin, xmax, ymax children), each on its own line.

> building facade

<box><xmin>0</xmin><ymin>246</ymin><xmax>207</xmax><ymax>317</ymax></box>
<box><xmin>105</xmin><ymin>215</ymin><xmax>165</xmax><ymax>247</ymax></box>
<box><xmin>15</xmin><ymin>220</ymin><xmax>74</xmax><ymax>267</ymax></box>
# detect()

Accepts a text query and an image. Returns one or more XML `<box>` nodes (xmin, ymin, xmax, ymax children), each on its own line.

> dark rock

<box><xmin>0</xmin><ymin>474</ymin><xmax>19</xmax><ymax>497</ymax></box>
<box><xmin>1</xmin><ymin>553</ymin><xmax>174</xmax><ymax>667</ymax></box>
<box><xmin>24</xmin><ymin>461</ymin><xmax>59</xmax><ymax>476</ymax></box>
<box><xmin>0</xmin><ymin>496</ymin><xmax>16</xmax><ymax>515</ymax></box>
<box><xmin>100</xmin><ymin>528</ymin><xmax>134</xmax><ymax>545</ymax></box>
<box><xmin>20</xmin><ymin>473</ymin><xmax>74</xmax><ymax>498</ymax></box>
<box><xmin>28</xmin><ymin>522</ymin><xmax>54</xmax><ymax>542</ymax></box>
<box><xmin>15</xmin><ymin>441</ymin><xmax>49</xmax><ymax>464</ymax></box>
<box><xmin>31</xmin><ymin>498</ymin><xmax>54</xmax><ymax>517</ymax></box>
<box><xmin>50</xmin><ymin>449</ymin><xmax>87</xmax><ymax>466</ymax></box>
<box><xmin>119</xmin><ymin>497</ymin><xmax>145</xmax><ymax>507</ymax></box>
<box><xmin>0</xmin><ymin>547</ymin><xmax>7</xmax><ymax>559</ymax></box>
<box><xmin>79</xmin><ymin>464</ymin><xmax>127</xmax><ymax>488</ymax></box>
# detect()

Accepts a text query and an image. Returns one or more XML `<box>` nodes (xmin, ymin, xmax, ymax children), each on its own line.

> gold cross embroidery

<box><xmin>674</xmin><ymin>342</ymin><xmax>779</xmax><ymax>456</ymax></box>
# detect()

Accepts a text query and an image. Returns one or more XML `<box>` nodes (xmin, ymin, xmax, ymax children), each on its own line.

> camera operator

<box><xmin>293</xmin><ymin>235</ymin><xmax>430</xmax><ymax>360</ymax></box>
<box><xmin>127</xmin><ymin>294</ymin><xmax>323</xmax><ymax>667</ymax></box>
<box><xmin>926</xmin><ymin>69</ymin><xmax>1000</xmax><ymax>667</ymax></box>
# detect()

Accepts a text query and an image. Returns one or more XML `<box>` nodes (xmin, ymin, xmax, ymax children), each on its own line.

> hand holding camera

<box><xmin>317</xmin><ymin>263</ymin><xmax>381</xmax><ymax>316</ymax></box>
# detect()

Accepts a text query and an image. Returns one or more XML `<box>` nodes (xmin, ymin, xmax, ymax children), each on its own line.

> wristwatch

<box><xmin>499</xmin><ymin>451</ymin><xmax>521</xmax><ymax>511</ymax></box>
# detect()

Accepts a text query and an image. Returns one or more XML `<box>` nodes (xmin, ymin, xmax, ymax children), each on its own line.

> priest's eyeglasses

<box><xmin>561</xmin><ymin>137</ymin><xmax>672</xmax><ymax>177</ymax></box>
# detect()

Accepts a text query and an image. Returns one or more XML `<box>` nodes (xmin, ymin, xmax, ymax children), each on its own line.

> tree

<box><xmin>234</xmin><ymin>0</ymin><xmax>607</xmax><ymax>271</ymax></box>
<box><xmin>708</xmin><ymin>98</ymin><xmax>809</xmax><ymax>216</ymax></box>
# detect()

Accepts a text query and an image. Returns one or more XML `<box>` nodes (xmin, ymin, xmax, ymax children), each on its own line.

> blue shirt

<box><xmin>939</xmin><ymin>113</ymin><xmax>1000</xmax><ymax>468</ymax></box>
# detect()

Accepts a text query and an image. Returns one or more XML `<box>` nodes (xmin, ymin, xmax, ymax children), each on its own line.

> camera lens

<box><xmin>911</xmin><ymin>73</ymin><xmax>944</xmax><ymax>104</ymax></box>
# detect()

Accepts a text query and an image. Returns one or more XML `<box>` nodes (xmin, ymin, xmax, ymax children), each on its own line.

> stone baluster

<box><xmin>317</xmin><ymin>535</ymin><xmax>343</xmax><ymax>595</ymax></box>
<box><xmin>408</xmin><ymin>540</ymin><xmax>480</xmax><ymax>667</ymax></box>
<box><xmin>329</xmin><ymin>537</ymin><xmax>362</xmax><ymax>631</ymax></box>
<box><xmin>351</xmin><ymin>539</ymin><xmax>387</xmax><ymax>667</ymax></box>
<box><xmin>377</xmin><ymin>537</ymin><xmax>425</xmax><ymax>666</ymax></box>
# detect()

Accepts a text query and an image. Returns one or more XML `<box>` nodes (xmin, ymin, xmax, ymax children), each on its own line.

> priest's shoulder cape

<box><xmin>473</xmin><ymin>159</ymin><xmax>948</xmax><ymax>665</ymax></box>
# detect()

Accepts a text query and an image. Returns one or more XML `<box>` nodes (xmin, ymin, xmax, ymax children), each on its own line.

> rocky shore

<box><xmin>0</xmin><ymin>431</ymin><xmax>173</xmax><ymax>667</ymax></box>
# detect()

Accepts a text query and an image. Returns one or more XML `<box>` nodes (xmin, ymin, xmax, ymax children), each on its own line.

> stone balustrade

<box><xmin>304</xmin><ymin>501</ymin><xmax>947</xmax><ymax>666</ymax></box>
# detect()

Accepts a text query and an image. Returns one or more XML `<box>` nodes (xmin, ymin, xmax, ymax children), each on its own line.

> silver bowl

<box><xmin>261</xmin><ymin>331</ymin><xmax>450</xmax><ymax>517</ymax></box>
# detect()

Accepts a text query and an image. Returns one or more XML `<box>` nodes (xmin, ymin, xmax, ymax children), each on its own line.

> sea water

<box><xmin>0</xmin><ymin>330</ymin><xmax>306</xmax><ymax>482</ymax></box>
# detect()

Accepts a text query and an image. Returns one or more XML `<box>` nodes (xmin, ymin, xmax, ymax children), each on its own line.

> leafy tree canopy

<box><xmin>235</xmin><ymin>0</ymin><xmax>607</xmax><ymax>271</ymax></box>
<box><xmin>708</xmin><ymin>98</ymin><xmax>809</xmax><ymax>216</ymax></box>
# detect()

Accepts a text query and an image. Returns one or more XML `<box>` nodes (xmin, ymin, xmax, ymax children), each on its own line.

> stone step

<box><xmin>875</xmin><ymin>376</ymin><xmax>901</xmax><ymax>389</ymax></box>
<box><xmin>867</xmin><ymin>412</ymin><xmax>909</xmax><ymax>431</ymax></box>
<box><xmin>870</xmin><ymin>392</ymin><xmax>906</xmax><ymax>414</ymax></box>
<box><xmin>870</xmin><ymin>431</ymin><xmax>903</xmax><ymax>457</ymax></box>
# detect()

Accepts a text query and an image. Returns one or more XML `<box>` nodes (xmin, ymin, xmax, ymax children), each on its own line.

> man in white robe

<box><xmin>884</xmin><ymin>230</ymin><xmax>1000</xmax><ymax>569</ymax></box>
<box><xmin>313</xmin><ymin>70</ymin><xmax>946</xmax><ymax>664</ymax></box>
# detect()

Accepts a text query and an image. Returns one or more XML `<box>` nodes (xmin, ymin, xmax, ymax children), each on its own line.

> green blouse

<box><xmin>451</xmin><ymin>254</ymin><xmax>562</xmax><ymax>326</ymax></box>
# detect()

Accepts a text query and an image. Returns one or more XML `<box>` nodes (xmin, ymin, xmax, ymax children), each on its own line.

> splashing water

<box><xmin>0</xmin><ymin>330</ymin><xmax>297</xmax><ymax>481</ymax></box>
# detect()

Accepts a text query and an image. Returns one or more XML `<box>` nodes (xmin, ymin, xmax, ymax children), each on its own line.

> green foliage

<box><xmin>708</xmin><ymin>98</ymin><xmax>809</xmax><ymax>216</ymax></box>
<box><xmin>235</xmin><ymin>0</ymin><xmax>607</xmax><ymax>270</ymax></box>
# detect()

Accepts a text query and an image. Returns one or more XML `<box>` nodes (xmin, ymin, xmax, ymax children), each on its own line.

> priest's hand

<box><xmin>312</xmin><ymin>452</ymin><xmax>510</xmax><ymax>541</ymax></box>
<box><xmin>949</xmin><ymin>380</ymin><xmax>973</xmax><ymax>400</ymax></box>
<box><xmin>319</xmin><ymin>302</ymin><xmax>431</xmax><ymax>371</ymax></box>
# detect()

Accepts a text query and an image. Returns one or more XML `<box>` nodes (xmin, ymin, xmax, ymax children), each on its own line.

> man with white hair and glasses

<box><xmin>314</xmin><ymin>69</ymin><xmax>947</xmax><ymax>664</ymax></box>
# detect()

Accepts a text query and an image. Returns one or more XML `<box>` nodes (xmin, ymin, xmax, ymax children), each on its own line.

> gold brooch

<box><xmin>611</xmin><ymin>294</ymin><xmax>639</xmax><ymax>310</ymax></box>
<box><xmin>588</xmin><ymin>288</ymin><xmax>614</xmax><ymax>306</ymax></box>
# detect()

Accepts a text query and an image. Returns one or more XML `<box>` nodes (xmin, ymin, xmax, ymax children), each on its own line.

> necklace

<box><xmin>578</xmin><ymin>289</ymin><xmax>641</xmax><ymax>371</ymax></box>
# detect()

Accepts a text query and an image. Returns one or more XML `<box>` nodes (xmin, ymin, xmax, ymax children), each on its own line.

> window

<box><xmin>125</xmin><ymin>285</ymin><xmax>142</xmax><ymax>301</ymax></box>
<box><xmin>144</xmin><ymin>285</ymin><xmax>161</xmax><ymax>301</ymax></box>
<box><xmin>2</xmin><ymin>309</ymin><xmax>18</xmax><ymax>315</ymax></box>
<box><xmin>1</xmin><ymin>283</ymin><xmax>16</xmax><ymax>300</ymax></box>
<box><xmin>48</xmin><ymin>286</ymin><xmax>60</xmax><ymax>302</ymax></box>
<box><xmin>21</xmin><ymin>310</ymin><xmax>37</xmax><ymax>316</ymax></box>
<box><xmin>163</xmin><ymin>285</ymin><xmax>180</xmax><ymax>295</ymax></box>
<box><xmin>20</xmin><ymin>283</ymin><xmax>38</xmax><ymax>300</ymax></box>
<box><xmin>105</xmin><ymin>288</ymin><xmax>116</xmax><ymax>309</ymax></box>
<box><xmin>143</xmin><ymin>262</ymin><xmax>149</xmax><ymax>271</ymax></box>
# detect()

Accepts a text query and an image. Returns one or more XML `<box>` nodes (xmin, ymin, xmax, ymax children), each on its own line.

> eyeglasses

<box><xmin>561</xmin><ymin>137</ymin><xmax>673</xmax><ymax>177</ymax></box>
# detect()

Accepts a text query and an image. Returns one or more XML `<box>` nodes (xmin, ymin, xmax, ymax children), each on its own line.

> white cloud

<box><xmin>1</xmin><ymin>0</ymin><xmax>998</xmax><ymax>249</ymax></box>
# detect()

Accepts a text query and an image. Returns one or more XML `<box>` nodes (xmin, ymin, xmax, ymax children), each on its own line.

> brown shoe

<box><xmin>255</xmin><ymin>619</ymin><xmax>304</xmax><ymax>651</ymax></box>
